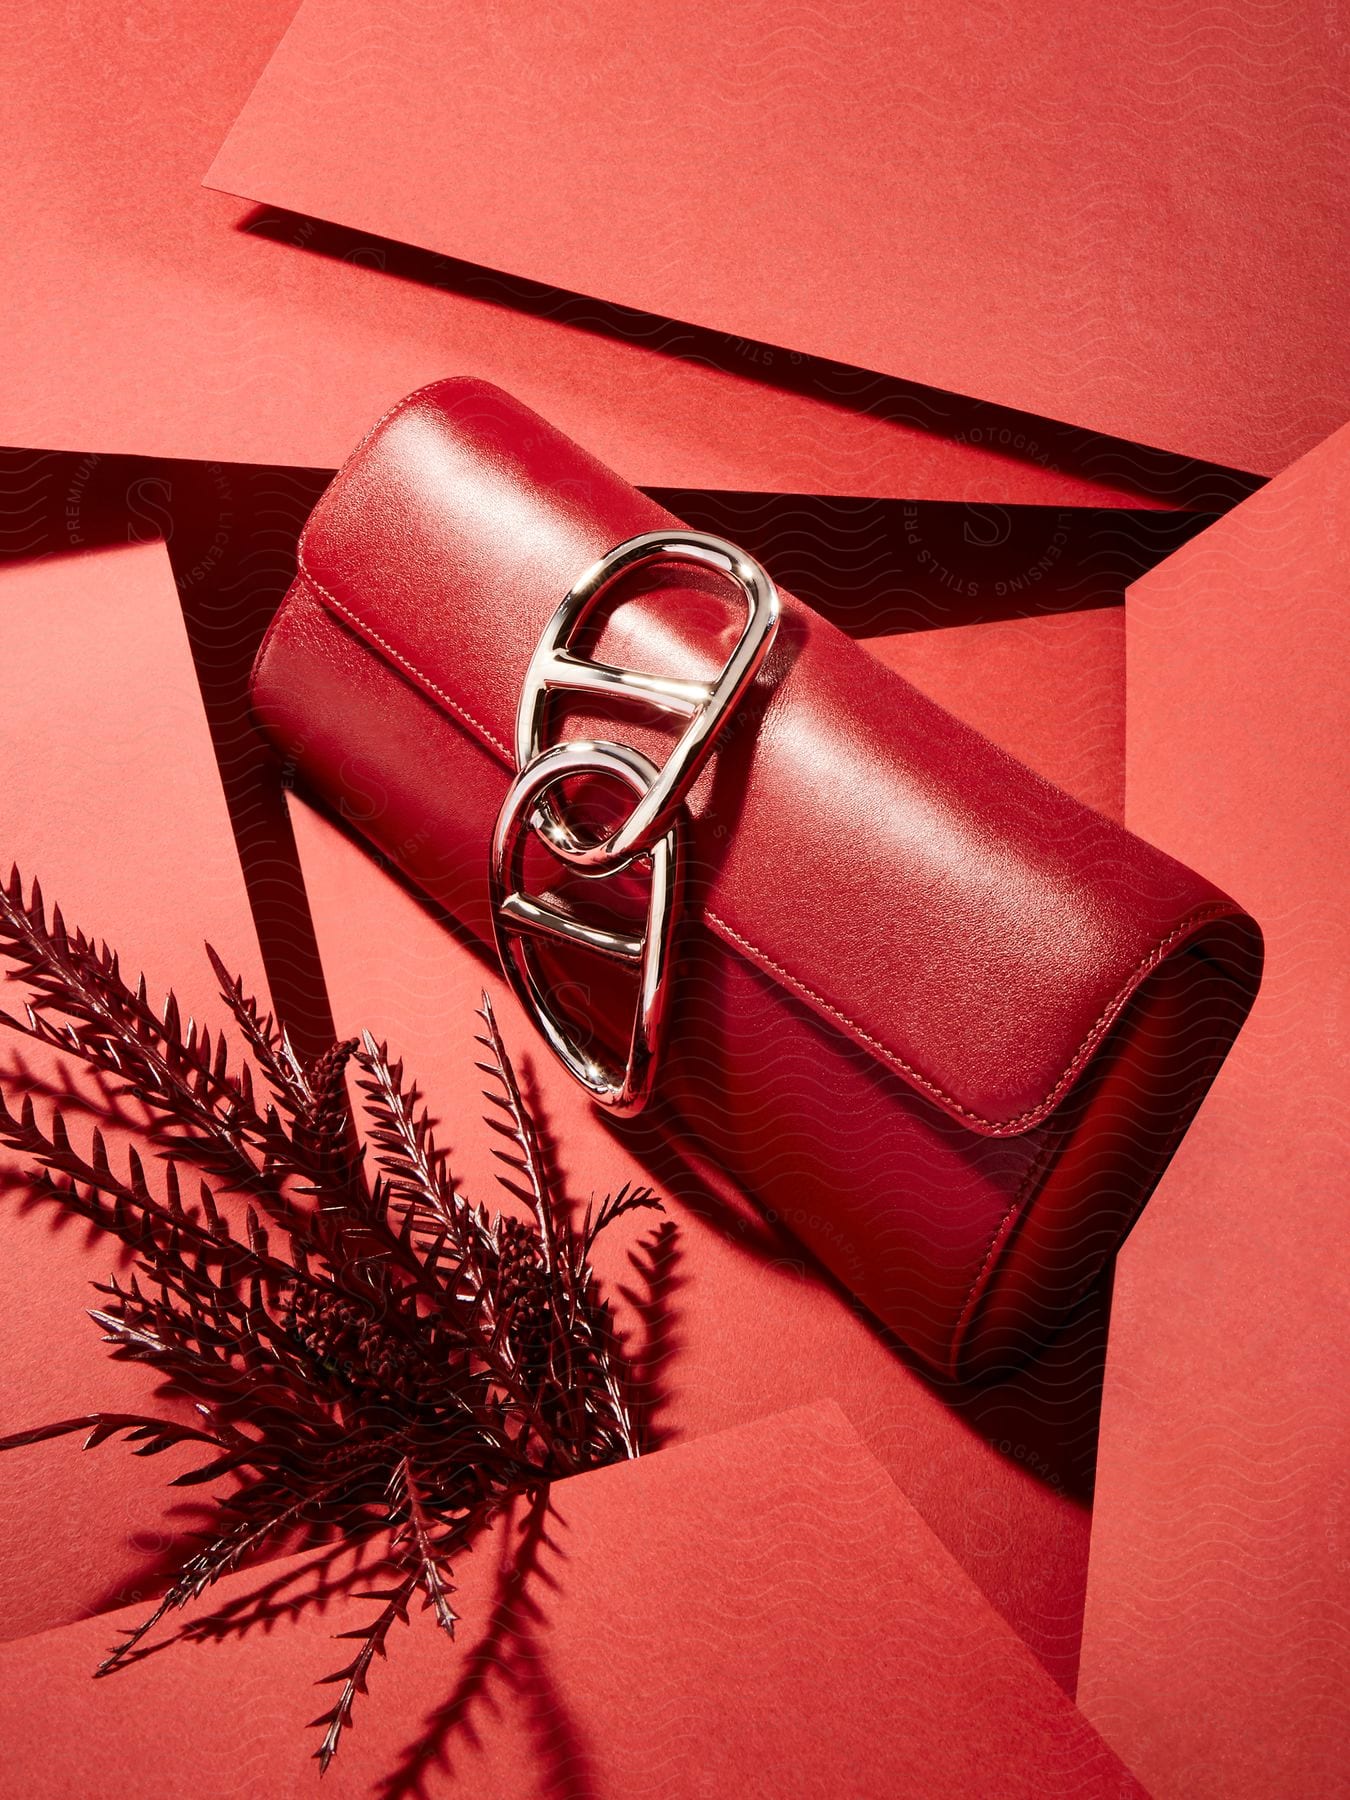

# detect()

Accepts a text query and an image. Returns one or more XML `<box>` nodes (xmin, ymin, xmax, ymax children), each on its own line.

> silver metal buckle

<box><xmin>516</xmin><ymin>531</ymin><xmax>780</xmax><ymax>876</ymax></box>
<box><xmin>490</xmin><ymin>529</ymin><xmax>778</xmax><ymax>1113</ymax></box>
<box><xmin>489</xmin><ymin>740</ymin><xmax>680</xmax><ymax>1114</ymax></box>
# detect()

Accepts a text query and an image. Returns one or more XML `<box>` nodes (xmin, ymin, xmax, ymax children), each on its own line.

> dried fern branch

<box><xmin>0</xmin><ymin>866</ymin><xmax>669</xmax><ymax>1772</ymax></box>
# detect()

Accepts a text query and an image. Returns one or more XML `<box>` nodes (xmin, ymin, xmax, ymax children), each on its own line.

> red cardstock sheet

<box><xmin>0</xmin><ymin>539</ymin><xmax>272</xmax><ymax>1640</ymax></box>
<box><xmin>0</xmin><ymin>1</ymin><xmax>1223</xmax><ymax>508</ymax></box>
<box><xmin>1078</xmin><ymin>423</ymin><xmax>1350</xmax><ymax>1794</ymax></box>
<box><xmin>0</xmin><ymin>1405</ymin><xmax>1145</xmax><ymax>1799</ymax></box>
<box><xmin>206</xmin><ymin>0</ymin><xmax>1350</xmax><ymax>475</ymax></box>
<box><xmin>870</xmin><ymin>604</ymin><xmax>1125</xmax><ymax>824</ymax></box>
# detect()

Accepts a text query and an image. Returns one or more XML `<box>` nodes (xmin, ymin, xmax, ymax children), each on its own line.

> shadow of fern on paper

<box><xmin>0</xmin><ymin>867</ymin><xmax>677</xmax><ymax>1776</ymax></box>
<box><xmin>374</xmin><ymin>1488</ymin><xmax>598</xmax><ymax>1800</ymax></box>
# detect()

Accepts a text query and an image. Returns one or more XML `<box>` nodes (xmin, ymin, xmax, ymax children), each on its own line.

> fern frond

<box><xmin>0</xmin><ymin>867</ymin><xmax>672</xmax><ymax>1771</ymax></box>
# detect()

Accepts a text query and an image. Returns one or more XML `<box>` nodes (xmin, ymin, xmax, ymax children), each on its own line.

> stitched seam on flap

<box><xmin>950</xmin><ymin>1130</ymin><xmax>1065</xmax><ymax>1364</ymax></box>
<box><xmin>299</xmin><ymin>570</ymin><xmax>512</xmax><ymax>763</ymax></box>
<box><xmin>705</xmin><ymin>902</ymin><xmax>1236</xmax><ymax>1133</ymax></box>
<box><xmin>295</xmin><ymin>379</ymin><xmax>517</xmax><ymax>762</ymax></box>
<box><xmin>291</xmin><ymin>390</ymin><xmax>1238</xmax><ymax>1135</ymax></box>
<box><xmin>951</xmin><ymin>993</ymin><xmax>1242</xmax><ymax>1369</ymax></box>
<box><xmin>298</xmin><ymin>553</ymin><xmax>1235</xmax><ymax>1133</ymax></box>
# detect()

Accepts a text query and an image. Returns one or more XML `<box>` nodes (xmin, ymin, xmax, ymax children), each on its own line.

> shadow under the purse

<box><xmin>235</xmin><ymin>206</ymin><xmax>1261</xmax><ymax>515</ymax></box>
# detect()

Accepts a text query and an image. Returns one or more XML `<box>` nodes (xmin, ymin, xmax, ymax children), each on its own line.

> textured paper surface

<box><xmin>0</xmin><ymin>540</ymin><xmax>271</xmax><ymax>1639</ymax></box>
<box><xmin>207</xmin><ymin>0</ymin><xmax>1350</xmax><ymax>473</ymax></box>
<box><xmin>1080</xmin><ymin>422</ymin><xmax>1350</xmax><ymax>1795</ymax></box>
<box><xmin>0</xmin><ymin>1405</ymin><xmax>1145</xmax><ymax>1798</ymax></box>
<box><xmin>0</xmin><ymin>1</ymin><xmax>1205</xmax><ymax>505</ymax></box>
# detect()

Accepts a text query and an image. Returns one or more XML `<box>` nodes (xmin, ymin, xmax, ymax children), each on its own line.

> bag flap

<box><xmin>291</xmin><ymin>378</ymin><xmax>1252</xmax><ymax>1137</ymax></box>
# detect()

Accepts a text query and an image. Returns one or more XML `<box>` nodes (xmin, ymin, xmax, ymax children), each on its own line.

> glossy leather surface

<box><xmin>251</xmin><ymin>379</ymin><xmax>1261</xmax><ymax>1376</ymax></box>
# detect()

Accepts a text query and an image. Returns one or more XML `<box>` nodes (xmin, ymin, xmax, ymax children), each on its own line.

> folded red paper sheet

<box><xmin>206</xmin><ymin>0</ymin><xmax>1350</xmax><ymax>474</ymax></box>
<box><xmin>0</xmin><ymin>0</ymin><xmax>1217</xmax><ymax>506</ymax></box>
<box><xmin>1079</xmin><ymin>423</ymin><xmax>1350</xmax><ymax>1794</ymax></box>
<box><xmin>0</xmin><ymin>539</ymin><xmax>272</xmax><ymax>1639</ymax></box>
<box><xmin>0</xmin><ymin>1405</ymin><xmax>1146</xmax><ymax>1798</ymax></box>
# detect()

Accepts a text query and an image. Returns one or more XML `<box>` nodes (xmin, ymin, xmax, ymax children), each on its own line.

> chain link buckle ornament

<box><xmin>490</xmin><ymin>740</ymin><xmax>680</xmax><ymax>1113</ymax></box>
<box><xmin>490</xmin><ymin>531</ymin><xmax>779</xmax><ymax>1112</ymax></box>
<box><xmin>515</xmin><ymin>531</ymin><xmax>780</xmax><ymax>876</ymax></box>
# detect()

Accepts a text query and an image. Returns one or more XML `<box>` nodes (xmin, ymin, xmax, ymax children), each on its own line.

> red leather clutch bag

<box><xmin>251</xmin><ymin>379</ymin><xmax>1260</xmax><ymax>1380</ymax></box>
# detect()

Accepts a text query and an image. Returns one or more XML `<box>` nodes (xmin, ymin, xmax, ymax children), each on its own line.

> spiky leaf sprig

<box><xmin>0</xmin><ymin>867</ymin><xmax>667</xmax><ymax>1771</ymax></box>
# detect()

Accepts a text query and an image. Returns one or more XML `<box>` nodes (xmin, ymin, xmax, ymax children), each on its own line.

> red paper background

<box><xmin>0</xmin><ymin>0</ymin><xmax>1239</xmax><ymax>507</ymax></box>
<box><xmin>208</xmin><ymin>0</ymin><xmax>1350</xmax><ymax>474</ymax></box>
<box><xmin>1079</xmin><ymin>423</ymin><xmax>1350</xmax><ymax>1795</ymax></box>
<box><xmin>0</xmin><ymin>1406</ymin><xmax>1144</xmax><ymax>1799</ymax></box>
<box><xmin>1</xmin><ymin>4</ymin><xmax>1345</xmax><ymax>1786</ymax></box>
<box><xmin>0</xmin><ymin>538</ymin><xmax>273</xmax><ymax>1639</ymax></box>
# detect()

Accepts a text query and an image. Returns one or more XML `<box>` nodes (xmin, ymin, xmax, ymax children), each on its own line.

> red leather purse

<box><xmin>251</xmin><ymin>379</ymin><xmax>1260</xmax><ymax>1380</ymax></box>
